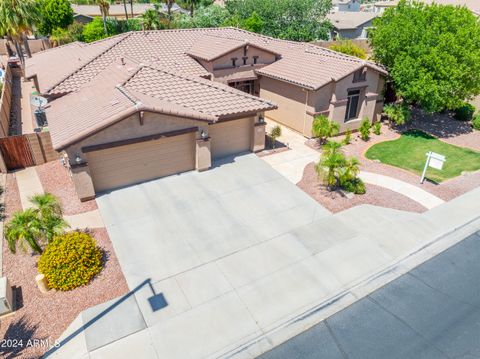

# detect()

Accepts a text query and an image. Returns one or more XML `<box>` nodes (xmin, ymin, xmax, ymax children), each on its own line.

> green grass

<box><xmin>365</xmin><ymin>130</ymin><xmax>480</xmax><ymax>182</ymax></box>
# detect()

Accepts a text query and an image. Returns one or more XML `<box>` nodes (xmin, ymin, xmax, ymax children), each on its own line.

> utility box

<box><xmin>0</xmin><ymin>277</ymin><xmax>14</xmax><ymax>315</ymax></box>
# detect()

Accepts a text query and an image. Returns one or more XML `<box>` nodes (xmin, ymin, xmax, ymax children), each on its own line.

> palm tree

<box><xmin>338</xmin><ymin>157</ymin><xmax>361</xmax><ymax>187</ymax></box>
<box><xmin>141</xmin><ymin>9</ymin><xmax>162</xmax><ymax>30</ymax></box>
<box><xmin>315</xmin><ymin>141</ymin><xmax>346</xmax><ymax>189</ymax></box>
<box><xmin>184</xmin><ymin>0</ymin><xmax>200</xmax><ymax>17</ymax></box>
<box><xmin>30</xmin><ymin>193</ymin><xmax>68</xmax><ymax>242</ymax></box>
<box><xmin>164</xmin><ymin>0</ymin><xmax>176</xmax><ymax>25</ymax></box>
<box><xmin>123</xmin><ymin>0</ymin><xmax>129</xmax><ymax>20</ymax></box>
<box><xmin>5</xmin><ymin>209</ymin><xmax>43</xmax><ymax>254</ymax></box>
<box><xmin>0</xmin><ymin>0</ymin><xmax>40</xmax><ymax>59</ymax></box>
<box><xmin>96</xmin><ymin>0</ymin><xmax>110</xmax><ymax>34</ymax></box>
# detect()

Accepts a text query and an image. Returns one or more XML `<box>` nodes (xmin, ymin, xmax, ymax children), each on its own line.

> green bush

<box><xmin>383</xmin><ymin>103</ymin><xmax>411</xmax><ymax>126</ymax></box>
<box><xmin>359</xmin><ymin>118</ymin><xmax>371</xmax><ymax>141</ymax></box>
<box><xmin>373</xmin><ymin>121</ymin><xmax>382</xmax><ymax>135</ymax></box>
<box><xmin>472</xmin><ymin>113</ymin><xmax>480</xmax><ymax>130</ymax></box>
<box><xmin>38</xmin><ymin>231</ymin><xmax>103</xmax><ymax>291</ymax></box>
<box><xmin>312</xmin><ymin>115</ymin><xmax>340</xmax><ymax>144</ymax></box>
<box><xmin>269</xmin><ymin>125</ymin><xmax>282</xmax><ymax>149</ymax></box>
<box><xmin>329</xmin><ymin>39</ymin><xmax>367</xmax><ymax>59</ymax></box>
<box><xmin>343</xmin><ymin>128</ymin><xmax>352</xmax><ymax>145</ymax></box>
<box><xmin>454</xmin><ymin>102</ymin><xmax>475</xmax><ymax>121</ymax></box>
<box><xmin>341</xmin><ymin>178</ymin><xmax>366</xmax><ymax>195</ymax></box>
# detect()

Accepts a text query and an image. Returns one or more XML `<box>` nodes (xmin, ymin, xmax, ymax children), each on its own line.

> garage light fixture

<box><xmin>258</xmin><ymin>116</ymin><xmax>265</xmax><ymax>124</ymax></box>
<box><xmin>74</xmin><ymin>154</ymin><xmax>82</xmax><ymax>164</ymax></box>
<box><xmin>200</xmin><ymin>130</ymin><xmax>208</xmax><ymax>140</ymax></box>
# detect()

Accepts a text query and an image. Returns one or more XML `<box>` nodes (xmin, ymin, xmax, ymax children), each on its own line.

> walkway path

<box><xmin>359</xmin><ymin>171</ymin><xmax>444</xmax><ymax>209</ymax></box>
<box><xmin>14</xmin><ymin>167</ymin><xmax>104</xmax><ymax>228</ymax></box>
<box><xmin>261</xmin><ymin>120</ymin><xmax>444</xmax><ymax>209</ymax></box>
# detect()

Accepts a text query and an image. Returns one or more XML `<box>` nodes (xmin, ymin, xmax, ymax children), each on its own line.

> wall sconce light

<box><xmin>258</xmin><ymin>116</ymin><xmax>265</xmax><ymax>124</ymax></box>
<box><xmin>75</xmin><ymin>154</ymin><xmax>82</xmax><ymax>164</ymax></box>
<box><xmin>200</xmin><ymin>130</ymin><xmax>208</xmax><ymax>140</ymax></box>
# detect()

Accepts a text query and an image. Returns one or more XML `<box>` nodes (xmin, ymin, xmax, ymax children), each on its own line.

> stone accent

<box><xmin>70</xmin><ymin>164</ymin><xmax>95</xmax><ymax>202</ymax></box>
<box><xmin>196</xmin><ymin>138</ymin><xmax>211</xmax><ymax>171</ymax></box>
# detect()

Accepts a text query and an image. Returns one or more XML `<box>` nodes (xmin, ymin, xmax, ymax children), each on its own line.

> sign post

<box><xmin>420</xmin><ymin>151</ymin><xmax>445</xmax><ymax>183</ymax></box>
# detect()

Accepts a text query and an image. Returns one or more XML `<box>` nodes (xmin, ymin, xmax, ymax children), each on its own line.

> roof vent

<box><xmin>120</xmin><ymin>57</ymin><xmax>125</xmax><ymax>66</ymax></box>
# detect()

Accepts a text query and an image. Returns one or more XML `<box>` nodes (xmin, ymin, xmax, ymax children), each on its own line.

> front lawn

<box><xmin>365</xmin><ymin>130</ymin><xmax>480</xmax><ymax>182</ymax></box>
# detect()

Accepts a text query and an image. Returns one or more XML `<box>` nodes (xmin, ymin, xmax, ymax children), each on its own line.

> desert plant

<box><xmin>373</xmin><ymin>121</ymin><xmax>382</xmax><ymax>135</ymax></box>
<box><xmin>343</xmin><ymin>128</ymin><xmax>352</xmax><ymax>145</ymax></box>
<box><xmin>38</xmin><ymin>231</ymin><xmax>103</xmax><ymax>291</ymax></box>
<box><xmin>383</xmin><ymin>103</ymin><xmax>411</xmax><ymax>126</ymax></box>
<box><xmin>454</xmin><ymin>102</ymin><xmax>475</xmax><ymax>121</ymax></box>
<box><xmin>269</xmin><ymin>125</ymin><xmax>282</xmax><ymax>149</ymax></box>
<box><xmin>5</xmin><ymin>209</ymin><xmax>43</xmax><ymax>254</ymax></box>
<box><xmin>472</xmin><ymin>113</ymin><xmax>480</xmax><ymax>130</ymax></box>
<box><xmin>312</xmin><ymin>115</ymin><xmax>340</xmax><ymax>144</ymax></box>
<box><xmin>359</xmin><ymin>118</ymin><xmax>371</xmax><ymax>141</ymax></box>
<box><xmin>30</xmin><ymin>193</ymin><xmax>68</xmax><ymax>242</ymax></box>
<box><xmin>315</xmin><ymin>141</ymin><xmax>345</xmax><ymax>188</ymax></box>
<box><xmin>338</xmin><ymin>157</ymin><xmax>366</xmax><ymax>194</ymax></box>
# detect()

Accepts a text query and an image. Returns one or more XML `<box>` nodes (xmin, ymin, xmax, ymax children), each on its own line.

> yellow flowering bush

<box><xmin>38</xmin><ymin>231</ymin><xmax>103</xmax><ymax>291</ymax></box>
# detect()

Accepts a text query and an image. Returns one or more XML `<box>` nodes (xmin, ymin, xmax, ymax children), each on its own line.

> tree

<box><xmin>184</xmin><ymin>0</ymin><xmax>201</xmax><ymax>17</ymax></box>
<box><xmin>5</xmin><ymin>209</ymin><xmax>43</xmax><ymax>254</ymax></box>
<box><xmin>329</xmin><ymin>39</ymin><xmax>367</xmax><ymax>59</ymax></box>
<box><xmin>164</xmin><ymin>0</ymin><xmax>176</xmax><ymax>25</ymax></box>
<box><xmin>141</xmin><ymin>9</ymin><xmax>162</xmax><ymax>30</ymax></box>
<box><xmin>0</xmin><ymin>0</ymin><xmax>40</xmax><ymax>58</ymax></box>
<box><xmin>311</xmin><ymin>115</ymin><xmax>340</xmax><ymax>144</ymax></box>
<box><xmin>96</xmin><ymin>0</ymin><xmax>110</xmax><ymax>34</ymax></box>
<box><xmin>38</xmin><ymin>0</ymin><xmax>74</xmax><ymax>35</ymax></box>
<box><xmin>224</xmin><ymin>0</ymin><xmax>332</xmax><ymax>41</ymax></box>
<box><xmin>315</xmin><ymin>141</ymin><xmax>345</xmax><ymax>189</ymax></box>
<box><xmin>173</xmin><ymin>5</ymin><xmax>229</xmax><ymax>28</ymax></box>
<box><xmin>83</xmin><ymin>17</ymin><xmax>109</xmax><ymax>42</ymax></box>
<box><xmin>122</xmin><ymin>0</ymin><xmax>129</xmax><ymax>20</ymax></box>
<box><xmin>369</xmin><ymin>0</ymin><xmax>480</xmax><ymax>113</ymax></box>
<box><xmin>241</xmin><ymin>11</ymin><xmax>264</xmax><ymax>33</ymax></box>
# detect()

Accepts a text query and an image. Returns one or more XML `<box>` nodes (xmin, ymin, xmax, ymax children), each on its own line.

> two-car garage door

<box><xmin>86</xmin><ymin>132</ymin><xmax>195</xmax><ymax>192</ymax></box>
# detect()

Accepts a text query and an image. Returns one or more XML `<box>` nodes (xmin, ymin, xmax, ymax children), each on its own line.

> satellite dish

<box><xmin>31</xmin><ymin>95</ymin><xmax>48</xmax><ymax>109</ymax></box>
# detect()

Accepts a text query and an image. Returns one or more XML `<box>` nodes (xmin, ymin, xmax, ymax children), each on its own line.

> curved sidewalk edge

<box><xmin>359</xmin><ymin>171</ymin><xmax>444</xmax><ymax>209</ymax></box>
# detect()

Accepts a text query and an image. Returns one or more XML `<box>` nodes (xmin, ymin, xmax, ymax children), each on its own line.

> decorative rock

<box><xmin>35</xmin><ymin>274</ymin><xmax>49</xmax><ymax>294</ymax></box>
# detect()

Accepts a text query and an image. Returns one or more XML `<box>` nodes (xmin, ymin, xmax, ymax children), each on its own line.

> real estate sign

<box><xmin>421</xmin><ymin>151</ymin><xmax>446</xmax><ymax>183</ymax></box>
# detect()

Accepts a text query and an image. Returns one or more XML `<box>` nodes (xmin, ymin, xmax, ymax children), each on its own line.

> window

<box><xmin>253</xmin><ymin>56</ymin><xmax>259</xmax><ymax>64</ymax></box>
<box><xmin>242</xmin><ymin>56</ymin><xmax>248</xmax><ymax>65</ymax></box>
<box><xmin>345</xmin><ymin>90</ymin><xmax>360</xmax><ymax>121</ymax></box>
<box><xmin>229</xmin><ymin>80</ymin><xmax>255</xmax><ymax>95</ymax></box>
<box><xmin>231</xmin><ymin>57</ymin><xmax>237</xmax><ymax>67</ymax></box>
<box><xmin>353</xmin><ymin>68</ymin><xmax>367</xmax><ymax>82</ymax></box>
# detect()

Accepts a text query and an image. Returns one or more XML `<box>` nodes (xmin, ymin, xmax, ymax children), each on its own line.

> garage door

<box><xmin>209</xmin><ymin>118</ymin><xmax>252</xmax><ymax>159</ymax></box>
<box><xmin>86</xmin><ymin>132</ymin><xmax>195</xmax><ymax>192</ymax></box>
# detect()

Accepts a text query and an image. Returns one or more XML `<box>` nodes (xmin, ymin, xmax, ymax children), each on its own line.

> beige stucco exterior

<box><xmin>259</xmin><ymin>67</ymin><xmax>385</xmax><ymax>137</ymax></box>
<box><xmin>66</xmin><ymin>112</ymin><xmax>265</xmax><ymax>199</ymax></box>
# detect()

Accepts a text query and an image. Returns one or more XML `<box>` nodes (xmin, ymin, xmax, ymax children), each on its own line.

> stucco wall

<box><xmin>65</xmin><ymin>112</ymin><xmax>207</xmax><ymax>164</ymax></box>
<box><xmin>259</xmin><ymin>76</ymin><xmax>311</xmax><ymax>135</ymax></box>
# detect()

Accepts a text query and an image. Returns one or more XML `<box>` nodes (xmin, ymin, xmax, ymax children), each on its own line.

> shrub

<box><xmin>341</xmin><ymin>178</ymin><xmax>366</xmax><ymax>195</ymax></box>
<box><xmin>343</xmin><ymin>128</ymin><xmax>352</xmax><ymax>145</ymax></box>
<box><xmin>312</xmin><ymin>115</ymin><xmax>340</xmax><ymax>144</ymax></box>
<box><xmin>373</xmin><ymin>121</ymin><xmax>382</xmax><ymax>135</ymax></box>
<box><xmin>329</xmin><ymin>39</ymin><xmax>367</xmax><ymax>59</ymax></box>
<box><xmin>454</xmin><ymin>102</ymin><xmax>475</xmax><ymax>121</ymax></box>
<box><xmin>359</xmin><ymin>118</ymin><xmax>371</xmax><ymax>141</ymax></box>
<box><xmin>269</xmin><ymin>125</ymin><xmax>282</xmax><ymax>149</ymax></box>
<box><xmin>383</xmin><ymin>103</ymin><xmax>411</xmax><ymax>126</ymax></box>
<box><xmin>38</xmin><ymin>231</ymin><xmax>103</xmax><ymax>291</ymax></box>
<box><xmin>472</xmin><ymin>113</ymin><xmax>480</xmax><ymax>130</ymax></box>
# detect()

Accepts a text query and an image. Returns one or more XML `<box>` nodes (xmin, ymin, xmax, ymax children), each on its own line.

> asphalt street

<box><xmin>259</xmin><ymin>230</ymin><xmax>480</xmax><ymax>359</ymax></box>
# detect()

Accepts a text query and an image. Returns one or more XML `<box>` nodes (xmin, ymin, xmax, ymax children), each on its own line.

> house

<box><xmin>25</xmin><ymin>28</ymin><xmax>386</xmax><ymax>199</ymax></box>
<box><xmin>374</xmin><ymin>0</ymin><xmax>480</xmax><ymax>15</ymax></box>
<box><xmin>327</xmin><ymin>11</ymin><xmax>378</xmax><ymax>39</ymax></box>
<box><xmin>71</xmin><ymin>3</ymin><xmax>187</xmax><ymax>22</ymax></box>
<box><xmin>332</xmin><ymin>0</ymin><xmax>362</xmax><ymax>12</ymax></box>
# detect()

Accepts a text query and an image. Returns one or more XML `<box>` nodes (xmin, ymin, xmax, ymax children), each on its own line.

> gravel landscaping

<box><xmin>35</xmin><ymin>161</ymin><xmax>97</xmax><ymax>216</ymax></box>
<box><xmin>297</xmin><ymin>162</ymin><xmax>427</xmax><ymax>213</ymax></box>
<box><xmin>0</xmin><ymin>173</ymin><xmax>128</xmax><ymax>359</ymax></box>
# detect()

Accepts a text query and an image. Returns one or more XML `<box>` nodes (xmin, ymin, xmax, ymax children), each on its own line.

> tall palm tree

<box><xmin>96</xmin><ymin>0</ymin><xmax>110</xmax><ymax>34</ymax></box>
<box><xmin>5</xmin><ymin>209</ymin><xmax>43</xmax><ymax>254</ymax></box>
<box><xmin>0</xmin><ymin>0</ymin><xmax>39</xmax><ymax>59</ymax></box>
<box><xmin>184</xmin><ymin>0</ymin><xmax>200</xmax><ymax>17</ymax></box>
<box><xmin>141</xmin><ymin>9</ymin><xmax>162</xmax><ymax>30</ymax></box>
<box><xmin>123</xmin><ymin>0</ymin><xmax>129</xmax><ymax>20</ymax></box>
<box><xmin>164</xmin><ymin>0</ymin><xmax>175</xmax><ymax>25</ymax></box>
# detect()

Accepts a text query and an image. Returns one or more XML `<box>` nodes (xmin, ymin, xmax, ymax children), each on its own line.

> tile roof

<box><xmin>327</xmin><ymin>11</ymin><xmax>378</xmax><ymax>30</ymax></box>
<box><xmin>46</xmin><ymin>64</ymin><xmax>276</xmax><ymax>150</ymax></box>
<box><xmin>374</xmin><ymin>0</ymin><xmax>480</xmax><ymax>14</ymax></box>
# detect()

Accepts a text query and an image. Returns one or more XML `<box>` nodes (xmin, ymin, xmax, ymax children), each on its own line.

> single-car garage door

<box><xmin>86</xmin><ymin>132</ymin><xmax>195</xmax><ymax>192</ymax></box>
<box><xmin>209</xmin><ymin>118</ymin><xmax>252</xmax><ymax>159</ymax></box>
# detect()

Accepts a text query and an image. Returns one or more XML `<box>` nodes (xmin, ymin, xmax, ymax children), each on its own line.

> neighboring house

<box><xmin>327</xmin><ymin>11</ymin><xmax>378</xmax><ymax>39</ymax></box>
<box><xmin>71</xmin><ymin>3</ymin><xmax>187</xmax><ymax>22</ymax></box>
<box><xmin>374</xmin><ymin>0</ymin><xmax>480</xmax><ymax>15</ymax></box>
<box><xmin>25</xmin><ymin>28</ymin><xmax>386</xmax><ymax>200</ymax></box>
<box><xmin>332</xmin><ymin>0</ymin><xmax>362</xmax><ymax>12</ymax></box>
